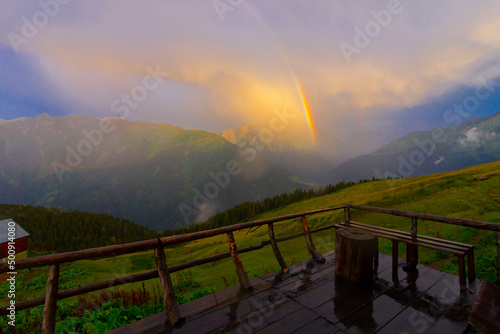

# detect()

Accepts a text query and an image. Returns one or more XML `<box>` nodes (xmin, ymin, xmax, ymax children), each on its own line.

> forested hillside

<box><xmin>0</xmin><ymin>204</ymin><xmax>158</xmax><ymax>252</ymax></box>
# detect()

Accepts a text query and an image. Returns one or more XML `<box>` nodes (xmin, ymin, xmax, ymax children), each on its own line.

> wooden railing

<box><xmin>0</xmin><ymin>206</ymin><xmax>344</xmax><ymax>333</ymax></box>
<box><xmin>1</xmin><ymin>204</ymin><xmax>499</xmax><ymax>333</ymax></box>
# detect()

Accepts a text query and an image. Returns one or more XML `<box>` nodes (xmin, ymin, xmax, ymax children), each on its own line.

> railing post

<box><xmin>405</xmin><ymin>218</ymin><xmax>418</xmax><ymax>272</ymax></box>
<box><xmin>268</xmin><ymin>223</ymin><xmax>288</xmax><ymax>273</ymax></box>
<box><xmin>411</xmin><ymin>217</ymin><xmax>417</xmax><ymax>241</ymax></box>
<box><xmin>227</xmin><ymin>232</ymin><xmax>253</xmax><ymax>291</ymax></box>
<box><xmin>41</xmin><ymin>264</ymin><xmax>59</xmax><ymax>334</ymax></box>
<box><xmin>301</xmin><ymin>216</ymin><xmax>326</xmax><ymax>263</ymax></box>
<box><xmin>344</xmin><ymin>206</ymin><xmax>351</xmax><ymax>226</ymax></box>
<box><xmin>497</xmin><ymin>232</ymin><xmax>500</xmax><ymax>285</ymax></box>
<box><xmin>155</xmin><ymin>243</ymin><xmax>184</xmax><ymax>326</ymax></box>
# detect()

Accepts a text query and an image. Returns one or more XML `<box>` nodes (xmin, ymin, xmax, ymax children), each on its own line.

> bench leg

<box><xmin>468</xmin><ymin>248</ymin><xmax>476</xmax><ymax>283</ymax></box>
<box><xmin>457</xmin><ymin>256</ymin><xmax>466</xmax><ymax>292</ymax></box>
<box><xmin>392</xmin><ymin>240</ymin><xmax>399</xmax><ymax>269</ymax></box>
<box><xmin>404</xmin><ymin>244</ymin><xmax>418</xmax><ymax>272</ymax></box>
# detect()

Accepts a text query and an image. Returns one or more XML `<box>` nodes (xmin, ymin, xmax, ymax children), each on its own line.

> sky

<box><xmin>1</xmin><ymin>0</ymin><xmax>500</xmax><ymax>140</ymax></box>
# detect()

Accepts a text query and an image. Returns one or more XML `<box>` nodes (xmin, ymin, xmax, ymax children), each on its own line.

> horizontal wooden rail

<box><xmin>0</xmin><ymin>206</ymin><xmax>344</xmax><ymax>273</ymax></box>
<box><xmin>0</xmin><ymin>224</ymin><xmax>338</xmax><ymax>315</ymax></box>
<box><xmin>346</xmin><ymin>204</ymin><xmax>500</xmax><ymax>232</ymax></box>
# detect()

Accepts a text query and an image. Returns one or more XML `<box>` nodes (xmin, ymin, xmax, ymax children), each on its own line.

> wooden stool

<box><xmin>335</xmin><ymin>227</ymin><xmax>378</xmax><ymax>283</ymax></box>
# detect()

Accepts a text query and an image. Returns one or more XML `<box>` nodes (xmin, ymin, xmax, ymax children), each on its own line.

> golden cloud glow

<box><xmin>472</xmin><ymin>20</ymin><xmax>500</xmax><ymax>48</ymax></box>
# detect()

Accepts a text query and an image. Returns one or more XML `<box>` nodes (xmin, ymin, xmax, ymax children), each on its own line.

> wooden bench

<box><xmin>335</xmin><ymin>221</ymin><xmax>475</xmax><ymax>291</ymax></box>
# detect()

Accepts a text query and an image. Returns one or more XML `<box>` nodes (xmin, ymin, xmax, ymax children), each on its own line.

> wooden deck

<box><xmin>109</xmin><ymin>251</ymin><xmax>482</xmax><ymax>333</ymax></box>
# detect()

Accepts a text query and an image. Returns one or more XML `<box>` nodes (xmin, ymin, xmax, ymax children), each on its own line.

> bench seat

<box><xmin>335</xmin><ymin>221</ymin><xmax>475</xmax><ymax>291</ymax></box>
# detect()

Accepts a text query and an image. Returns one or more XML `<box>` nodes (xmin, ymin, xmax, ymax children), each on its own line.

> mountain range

<box><xmin>0</xmin><ymin>114</ymin><xmax>305</xmax><ymax>230</ymax></box>
<box><xmin>330</xmin><ymin>111</ymin><xmax>500</xmax><ymax>183</ymax></box>
<box><xmin>1</xmin><ymin>110</ymin><xmax>499</xmax><ymax>230</ymax></box>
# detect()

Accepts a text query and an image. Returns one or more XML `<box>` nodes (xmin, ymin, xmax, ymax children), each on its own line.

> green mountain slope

<box><xmin>329</xmin><ymin>111</ymin><xmax>500</xmax><ymax>183</ymax></box>
<box><xmin>205</xmin><ymin>160</ymin><xmax>499</xmax><ymax>282</ymax></box>
<box><xmin>0</xmin><ymin>114</ymin><xmax>305</xmax><ymax>230</ymax></box>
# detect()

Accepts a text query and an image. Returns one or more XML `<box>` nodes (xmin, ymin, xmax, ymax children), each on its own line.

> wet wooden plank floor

<box><xmin>109</xmin><ymin>251</ymin><xmax>482</xmax><ymax>333</ymax></box>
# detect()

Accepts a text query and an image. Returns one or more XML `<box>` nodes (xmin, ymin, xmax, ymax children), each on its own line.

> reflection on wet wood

<box><xmin>110</xmin><ymin>251</ymin><xmax>482</xmax><ymax>334</ymax></box>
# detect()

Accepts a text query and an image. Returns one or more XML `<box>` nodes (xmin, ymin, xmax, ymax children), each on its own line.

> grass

<box><xmin>2</xmin><ymin>161</ymin><xmax>500</xmax><ymax>332</ymax></box>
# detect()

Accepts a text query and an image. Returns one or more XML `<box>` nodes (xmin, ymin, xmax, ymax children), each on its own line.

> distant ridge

<box><xmin>0</xmin><ymin>116</ymin><xmax>28</xmax><ymax>125</ymax></box>
<box><xmin>329</xmin><ymin>111</ymin><xmax>500</xmax><ymax>183</ymax></box>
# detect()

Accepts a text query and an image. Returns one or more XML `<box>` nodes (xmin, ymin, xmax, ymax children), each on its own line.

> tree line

<box><xmin>160</xmin><ymin>179</ymin><xmax>377</xmax><ymax>237</ymax></box>
<box><xmin>0</xmin><ymin>204</ymin><xmax>158</xmax><ymax>252</ymax></box>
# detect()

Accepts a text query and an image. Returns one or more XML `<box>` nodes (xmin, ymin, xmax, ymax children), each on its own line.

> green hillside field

<box><xmin>2</xmin><ymin>160</ymin><xmax>499</xmax><ymax>332</ymax></box>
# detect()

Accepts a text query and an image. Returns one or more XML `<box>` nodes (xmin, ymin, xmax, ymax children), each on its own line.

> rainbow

<box><xmin>290</xmin><ymin>72</ymin><xmax>317</xmax><ymax>145</ymax></box>
<box><xmin>242</xmin><ymin>3</ymin><xmax>318</xmax><ymax>146</ymax></box>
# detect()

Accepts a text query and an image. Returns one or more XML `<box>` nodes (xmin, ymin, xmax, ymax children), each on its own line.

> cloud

<box><xmin>458</xmin><ymin>127</ymin><xmax>497</xmax><ymax>147</ymax></box>
<box><xmin>1</xmin><ymin>0</ymin><xmax>500</xmax><ymax>135</ymax></box>
<box><xmin>459</xmin><ymin>127</ymin><xmax>481</xmax><ymax>147</ymax></box>
<box><xmin>434</xmin><ymin>156</ymin><xmax>445</xmax><ymax>165</ymax></box>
